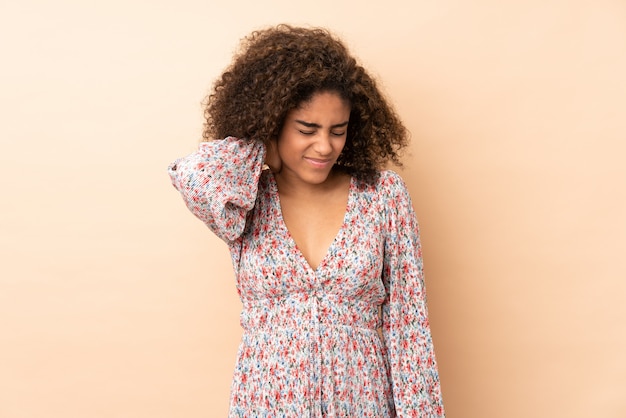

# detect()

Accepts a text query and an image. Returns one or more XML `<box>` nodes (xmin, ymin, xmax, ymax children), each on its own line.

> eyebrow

<box><xmin>295</xmin><ymin>119</ymin><xmax>349</xmax><ymax>129</ymax></box>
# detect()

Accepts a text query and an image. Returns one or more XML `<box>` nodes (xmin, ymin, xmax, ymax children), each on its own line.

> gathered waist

<box><xmin>240</xmin><ymin>293</ymin><xmax>382</xmax><ymax>332</ymax></box>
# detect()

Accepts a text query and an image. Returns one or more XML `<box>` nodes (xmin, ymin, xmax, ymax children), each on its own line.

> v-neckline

<box><xmin>269</xmin><ymin>172</ymin><xmax>354</xmax><ymax>275</ymax></box>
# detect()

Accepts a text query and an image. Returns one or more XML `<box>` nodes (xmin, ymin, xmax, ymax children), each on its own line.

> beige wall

<box><xmin>1</xmin><ymin>0</ymin><xmax>625</xmax><ymax>417</ymax></box>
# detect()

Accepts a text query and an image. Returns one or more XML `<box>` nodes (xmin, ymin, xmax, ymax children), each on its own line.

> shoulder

<box><xmin>352</xmin><ymin>169</ymin><xmax>412</xmax><ymax>209</ymax></box>
<box><xmin>366</xmin><ymin>170</ymin><xmax>410</xmax><ymax>198</ymax></box>
<box><xmin>377</xmin><ymin>170</ymin><xmax>407</xmax><ymax>188</ymax></box>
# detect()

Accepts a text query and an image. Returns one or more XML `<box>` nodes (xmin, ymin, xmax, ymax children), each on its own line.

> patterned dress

<box><xmin>168</xmin><ymin>137</ymin><xmax>445</xmax><ymax>417</ymax></box>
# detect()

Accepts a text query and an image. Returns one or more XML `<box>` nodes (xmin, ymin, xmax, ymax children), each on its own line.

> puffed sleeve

<box><xmin>167</xmin><ymin>136</ymin><xmax>265</xmax><ymax>242</ymax></box>
<box><xmin>380</xmin><ymin>172</ymin><xmax>445</xmax><ymax>417</ymax></box>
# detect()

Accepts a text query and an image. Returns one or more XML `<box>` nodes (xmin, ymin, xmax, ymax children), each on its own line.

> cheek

<box><xmin>275</xmin><ymin>132</ymin><xmax>288</xmax><ymax>151</ymax></box>
<box><xmin>276</xmin><ymin>135</ymin><xmax>300</xmax><ymax>158</ymax></box>
<box><xmin>336</xmin><ymin>137</ymin><xmax>348</xmax><ymax>153</ymax></box>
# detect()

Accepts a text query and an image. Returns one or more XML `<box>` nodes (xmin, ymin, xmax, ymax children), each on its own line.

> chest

<box><xmin>236</xmin><ymin>181</ymin><xmax>387</xmax><ymax>301</ymax></box>
<box><xmin>278</xmin><ymin>191</ymin><xmax>348</xmax><ymax>271</ymax></box>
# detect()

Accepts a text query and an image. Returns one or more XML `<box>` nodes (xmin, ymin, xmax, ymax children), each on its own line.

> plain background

<box><xmin>1</xmin><ymin>0</ymin><xmax>625</xmax><ymax>417</ymax></box>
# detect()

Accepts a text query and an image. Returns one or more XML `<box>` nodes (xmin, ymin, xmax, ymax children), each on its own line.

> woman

<box><xmin>169</xmin><ymin>24</ymin><xmax>445</xmax><ymax>417</ymax></box>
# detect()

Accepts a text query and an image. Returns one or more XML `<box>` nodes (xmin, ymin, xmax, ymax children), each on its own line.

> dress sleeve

<box><xmin>380</xmin><ymin>172</ymin><xmax>445</xmax><ymax>417</ymax></box>
<box><xmin>167</xmin><ymin>136</ymin><xmax>265</xmax><ymax>242</ymax></box>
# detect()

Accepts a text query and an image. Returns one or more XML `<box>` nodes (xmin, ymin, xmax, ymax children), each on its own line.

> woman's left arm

<box><xmin>380</xmin><ymin>172</ymin><xmax>445</xmax><ymax>417</ymax></box>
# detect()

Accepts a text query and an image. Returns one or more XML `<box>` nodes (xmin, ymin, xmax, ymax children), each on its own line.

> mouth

<box><xmin>304</xmin><ymin>157</ymin><xmax>333</xmax><ymax>169</ymax></box>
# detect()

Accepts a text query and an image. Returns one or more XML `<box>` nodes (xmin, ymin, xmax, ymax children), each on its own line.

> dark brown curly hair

<box><xmin>203</xmin><ymin>24</ymin><xmax>408</xmax><ymax>182</ymax></box>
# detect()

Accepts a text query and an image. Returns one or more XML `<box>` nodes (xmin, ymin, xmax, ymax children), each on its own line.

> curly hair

<box><xmin>203</xmin><ymin>24</ymin><xmax>408</xmax><ymax>182</ymax></box>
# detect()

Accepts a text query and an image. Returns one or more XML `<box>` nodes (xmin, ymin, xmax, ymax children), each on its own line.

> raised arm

<box><xmin>168</xmin><ymin>136</ymin><xmax>265</xmax><ymax>242</ymax></box>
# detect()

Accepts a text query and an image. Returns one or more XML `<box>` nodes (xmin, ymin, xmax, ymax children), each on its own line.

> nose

<box><xmin>313</xmin><ymin>132</ymin><xmax>333</xmax><ymax>156</ymax></box>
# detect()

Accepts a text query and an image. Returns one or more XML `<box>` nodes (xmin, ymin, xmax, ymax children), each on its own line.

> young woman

<box><xmin>169</xmin><ymin>24</ymin><xmax>445</xmax><ymax>417</ymax></box>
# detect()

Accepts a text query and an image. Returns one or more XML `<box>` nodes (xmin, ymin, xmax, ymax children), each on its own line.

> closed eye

<box><xmin>331</xmin><ymin>131</ymin><xmax>346</xmax><ymax>136</ymax></box>
<box><xmin>299</xmin><ymin>130</ymin><xmax>316</xmax><ymax>135</ymax></box>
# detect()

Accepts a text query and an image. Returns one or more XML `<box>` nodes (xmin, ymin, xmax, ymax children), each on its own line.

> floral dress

<box><xmin>168</xmin><ymin>137</ymin><xmax>445</xmax><ymax>417</ymax></box>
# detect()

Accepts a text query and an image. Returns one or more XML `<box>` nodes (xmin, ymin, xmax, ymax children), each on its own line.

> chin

<box><xmin>301</xmin><ymin>171</ymin><xmax>331</xmax><ymax>185</ymax></box>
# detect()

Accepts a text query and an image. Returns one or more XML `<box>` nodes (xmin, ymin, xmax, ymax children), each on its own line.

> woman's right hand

<box><xmin>264</xmin><ymin>139</ymin><xmax>282</xmax><ymax>173</ymax></box>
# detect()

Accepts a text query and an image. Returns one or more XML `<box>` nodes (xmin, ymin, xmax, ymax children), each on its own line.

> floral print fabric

<box><xmin>168</xmin><ymin>137</ymin><xmax>444</xmax><ymax>417</ymax></box>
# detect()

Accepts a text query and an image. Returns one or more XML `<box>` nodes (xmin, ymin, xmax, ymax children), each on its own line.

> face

<box><xmin>277</xmin><ymin>91</ymin><xmax>351</xmax><ymax>186</ymax></box>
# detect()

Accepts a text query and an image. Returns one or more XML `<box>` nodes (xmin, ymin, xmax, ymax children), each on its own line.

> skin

<box><xmin>266</xmin><ymin>91</ymin><xmax>352</xmax><ymax>270</ymax></box>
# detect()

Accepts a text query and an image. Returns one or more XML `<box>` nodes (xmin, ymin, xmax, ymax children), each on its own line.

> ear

<box><xmin>264</xmin><ymin>138</ymin><xmax>282</xmax><ymax>174</ymax></box>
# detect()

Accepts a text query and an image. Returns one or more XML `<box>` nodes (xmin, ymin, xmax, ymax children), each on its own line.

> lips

<box><xmin>304</xmin><ymin>157</ymin><xmax>333</xmax><ymax>169</ymax></box>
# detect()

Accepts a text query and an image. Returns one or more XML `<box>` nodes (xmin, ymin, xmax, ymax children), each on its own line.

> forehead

<box><xmin>291</xmin><ymin>91</ymin><xmax>351</xmax><ymax>117</ymax></box>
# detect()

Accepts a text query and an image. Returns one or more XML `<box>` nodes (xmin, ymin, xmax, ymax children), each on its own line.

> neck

<box><xmin>274</xmin><ymin>168</ymin><xmax>345</xmax><ymax>199</ymax></box>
